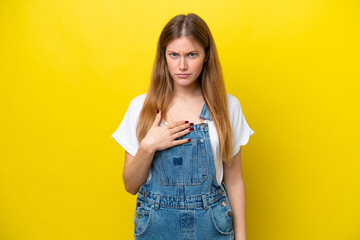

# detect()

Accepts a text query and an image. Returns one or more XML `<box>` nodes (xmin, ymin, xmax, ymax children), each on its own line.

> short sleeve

<box><xmin>111</xmin><ymin>96</ymin><xmax>144</xmax><ymax>157</ymax></box>
<box><xmin>228</xmin><ymin>95</ymin><xmax>255</xmax><ymax>157</ymax></box>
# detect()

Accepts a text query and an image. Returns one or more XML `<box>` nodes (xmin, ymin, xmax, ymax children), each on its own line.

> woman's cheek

<box><xmin>194</xmin><ymin>60</ymin><xmax>204</xmax><ymax>73</ymax></box>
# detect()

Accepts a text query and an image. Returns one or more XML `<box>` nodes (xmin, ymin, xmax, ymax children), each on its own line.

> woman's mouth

<box><xmin>176</xmin><ymin>73</ymin><xmax>191</xmax><ymax>78</ymax></box>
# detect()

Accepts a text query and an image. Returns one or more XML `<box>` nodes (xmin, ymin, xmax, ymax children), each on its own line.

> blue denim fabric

<box><xmin>134</xmin><ymin>102</ymin><xmax>234</xmax><ymax>240</ymax></box>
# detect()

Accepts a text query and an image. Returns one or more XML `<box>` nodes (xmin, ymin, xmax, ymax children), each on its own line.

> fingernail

<box><xmin>185</xmin><ymin>121</ymin><xmax>189</xmax><ymax>123</ymax></box>
<box><xmin>189</xmin><ymin>128</ymin><xmax>193</xmax><ymax>131</ymax></box>
<box><xmin>190</xmin><ymin>123</ymin><xmax>194</xmax><ymax>126</ymax></box>
<box><xmin>157</xmin><ymin>108</ymin><xmax>159</xmax><ymax>113</ymax></box>
<box><xmin>188</xmin><ymin>138</ymin><xmax>191</xmax><ymax>142</ymax></box>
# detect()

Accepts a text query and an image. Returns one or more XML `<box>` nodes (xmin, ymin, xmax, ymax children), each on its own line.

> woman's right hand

<box><xmin>141</xmin><ymin>108</ymin><xmax>193</xmax><ymax>153</ymax></box>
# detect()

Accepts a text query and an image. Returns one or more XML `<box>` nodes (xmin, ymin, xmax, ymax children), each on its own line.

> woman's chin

<box><xmin>173</xmin><ymin>78</ymin><xmax>198</xmax><ymax>87</ymax></box>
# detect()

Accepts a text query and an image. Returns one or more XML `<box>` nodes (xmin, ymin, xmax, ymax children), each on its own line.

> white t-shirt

<box><xmin>111</xmin><ymin>93</ymin><xmax>255</xmax><ymax>185</ymax></box>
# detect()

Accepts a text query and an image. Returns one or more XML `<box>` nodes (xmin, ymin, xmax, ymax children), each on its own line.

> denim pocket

<box><xmin>209</xmin><ymin>197</ymin><xmax>234</xmax><ymax>235</ymax></box>
<box><xmin>134</xmin><ymin>199</ymin><xmax>153</xmax><ymax>237</ymax></box>
<box><xmin>153</xmin><ymin>138</ymin><xmax>208</xmax><ymax>185</ymax></box>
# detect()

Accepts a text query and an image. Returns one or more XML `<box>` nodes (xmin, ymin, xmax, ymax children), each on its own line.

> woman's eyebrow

<box><xmin>166</xmin><ymin>50</ymin><xmax>199</xmax><ymax>53</ymax></box>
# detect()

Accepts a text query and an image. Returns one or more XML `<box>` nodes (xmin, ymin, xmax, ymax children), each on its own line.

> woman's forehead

<box><xmin>166</xmin><ymin>36</ymin><xmax>203</xmax><ymax>52</ymax></box>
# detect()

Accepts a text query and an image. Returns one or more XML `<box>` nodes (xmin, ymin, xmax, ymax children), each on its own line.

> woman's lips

<box><xmin>176</xmin><ymin>73</ymin><xmax>191</xmax><ymax>78</ymax></box>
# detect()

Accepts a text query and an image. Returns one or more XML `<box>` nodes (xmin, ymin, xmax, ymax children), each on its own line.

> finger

<box><xmin>172</xmin><ymin>138</ymin><xmax>191</xmax><ymax>146</ymax></box>
<box><xmin>167</xmin><ymin>120</ymin><xmax>190</xmax><ymax>130</ymax></box>
<box><xmin>152</xmin><ymin>108</ymin><xmax>162</xmax><ymax>128</ymax></box>
<box><xmin>171</xmin><ymin>127</ymin><xmax>192</xmax><ymax>139</ymax></box>
<box><xmin>169</xmin><ymin>121</ymin><xmax>192</xmax><ymax>134</ymax></box>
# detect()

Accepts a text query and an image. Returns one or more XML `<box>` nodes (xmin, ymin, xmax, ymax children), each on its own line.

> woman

<box><xmin>111</xmin><ymin>13</ymin><xmax>255</xmax><ymax>240</ymax></box>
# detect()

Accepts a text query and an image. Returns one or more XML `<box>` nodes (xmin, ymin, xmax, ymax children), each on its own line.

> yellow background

<box><xmin>1</xmin><ymin>0</ymin><xmax>359</xmax><ymax>239</ymax></box>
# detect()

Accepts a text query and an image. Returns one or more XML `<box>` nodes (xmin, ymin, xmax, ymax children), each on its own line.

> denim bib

<box><xmin>134</xmin><ymin>102</ymin><xmax>234</xmax><ymax>240</ymax></box>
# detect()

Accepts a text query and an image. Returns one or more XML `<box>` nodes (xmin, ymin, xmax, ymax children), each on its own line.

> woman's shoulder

<box><xmin>226</xmin><ymin>93</ymin><xmax>241</xmax><ymax>109</ymax></box>
<box><xmin>125</xmin><ymin>93</ymin><xmax>147</xmax><ymax>116</ymax></box>
<box><xmin>128</xmin><ymin>93</ymin><xmax>147</xmax><ymax>109</ymax></box>
<box><xmin>129</xmin><ymin>93</ymin><xmax>240</xmax><ymax>111</ymax></box>
<box><xmin>129</xmin><ymin>93</ymin><xmax>147</xmax><ymax>105</ymax></box>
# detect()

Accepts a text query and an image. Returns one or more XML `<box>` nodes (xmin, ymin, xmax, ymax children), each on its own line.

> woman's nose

<box><xmin>179</xmin><ymin>57</ymin><xmax>188</xmax><ymax>70</ymax></box>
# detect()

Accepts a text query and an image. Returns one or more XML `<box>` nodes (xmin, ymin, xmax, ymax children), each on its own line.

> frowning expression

<box><xmin>165</xmin><ymin>36</ymin><xmax>205</xmax><ymax>87</ymax></box>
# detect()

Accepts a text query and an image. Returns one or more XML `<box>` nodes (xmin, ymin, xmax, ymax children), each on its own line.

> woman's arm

<box><xmin>223</xmin><ymin>147</ymin><xmax>247</xmax><ymax>240</ymax></box>
<box><xmin>122</xmin><ymin>110</ymin><xmax>192</xmax><ymax>195</ymax></box>
<box><xmin>123</xmin><ymin>142</ymin><xmax>156</xmax><ymax>195</ymax></box>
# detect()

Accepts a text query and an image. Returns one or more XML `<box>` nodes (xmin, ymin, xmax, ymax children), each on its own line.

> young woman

<box><xmin>111</xmin><ymin>13</ymin><xmax>255</xmax><ymax>240</ymax></box>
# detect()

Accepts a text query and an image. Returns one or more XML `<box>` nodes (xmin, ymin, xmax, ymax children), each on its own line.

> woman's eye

<box><xmin>189</xmin><ymin>53</ymin><xmax>197</xmax><ymax>58</ymax></box>
<box><xmin>169</xmin><ymin>53</ymin><xmax>178</xmax><ymax>57</ymax></box>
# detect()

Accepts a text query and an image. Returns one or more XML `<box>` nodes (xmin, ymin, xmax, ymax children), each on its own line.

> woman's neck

<box><xmin>172</xmin><ymin>82</ymin><xmax>202</xmax><ymax>100</ymax></box>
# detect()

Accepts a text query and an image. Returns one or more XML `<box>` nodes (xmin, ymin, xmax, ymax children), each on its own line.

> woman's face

<box><xmin>165</xmin><ymin>36</ymin><xmax>205</xmax><ymax>88</ymax></box>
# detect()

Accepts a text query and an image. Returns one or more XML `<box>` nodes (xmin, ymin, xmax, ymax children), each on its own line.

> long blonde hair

<box><xmin>136</xmin><ymin>13</ymin><xmax>234</xmax><ymax>166</ymax></box>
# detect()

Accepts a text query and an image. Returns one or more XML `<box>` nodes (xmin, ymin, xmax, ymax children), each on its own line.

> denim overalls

<box><xmin>134</xmin><ymin>102</ymin><xmax>234</xmax><ymax>240</ymax></box>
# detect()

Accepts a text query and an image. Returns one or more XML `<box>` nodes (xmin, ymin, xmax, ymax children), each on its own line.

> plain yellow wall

<box><xmin>1</xmin><ymin>0</ymin><xmax>359</xmax><ymax>239</ymax></box>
